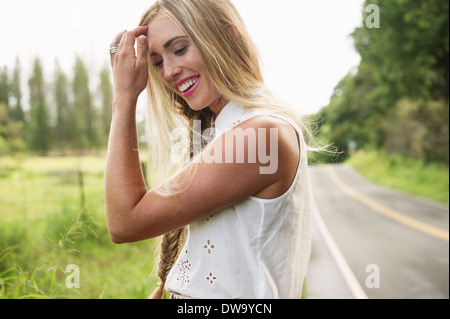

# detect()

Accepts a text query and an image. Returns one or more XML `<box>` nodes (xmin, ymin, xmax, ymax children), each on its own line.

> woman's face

<box><xmin>147</xmin><ymin>14</ymin><xmax>226</xmax><ymax>114</ymax></box>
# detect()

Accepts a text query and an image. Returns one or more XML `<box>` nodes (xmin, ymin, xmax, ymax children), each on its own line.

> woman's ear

<box><xmin>226</xmin><ymin>23</ymin><xmax>240</xmax><ymax>38</ymax></box>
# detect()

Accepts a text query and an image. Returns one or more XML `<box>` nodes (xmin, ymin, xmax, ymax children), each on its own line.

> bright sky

<box><xmin>0</xmin><ymin>0</ymin><xmax>364</xmax><ymax>115</ymax></box>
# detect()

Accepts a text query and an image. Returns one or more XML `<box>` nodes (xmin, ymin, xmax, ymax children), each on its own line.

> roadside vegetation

<box><xmin>0</xmin><ymin>156</ymin><xmax>158</xmax><ymax>299</ymax></box>
<box><xmin>346</xmin><ymin>150</ymin><xmax>449</xmax><ymax>204</ymax></box>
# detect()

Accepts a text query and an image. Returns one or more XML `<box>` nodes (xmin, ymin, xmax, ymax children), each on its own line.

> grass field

<box><xmin>0</xmin><ymin>155</ymin><xmax>159</xmax><ymax>299</ymax></box>
<box><xmin>346</xmin><ymin>150</ymin><xmax>449</xmax><ymax>204</ymax></box>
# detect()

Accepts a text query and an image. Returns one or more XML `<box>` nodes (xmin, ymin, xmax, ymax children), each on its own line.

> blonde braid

<box><xmin>150</xmin><ymin>228</ymin><xmax>185</xmax><ymax>299</ymax></box>
<box><xmin>149</xmin><ymin>96</ymin><xmax>214</xmax><ymax>299</ymax></box>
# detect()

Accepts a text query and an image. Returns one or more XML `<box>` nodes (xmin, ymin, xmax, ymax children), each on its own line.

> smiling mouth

<box><xmin>176</xmin><ymin>75</ymin><xmax>200</xmax><ymax>97</ymax></box>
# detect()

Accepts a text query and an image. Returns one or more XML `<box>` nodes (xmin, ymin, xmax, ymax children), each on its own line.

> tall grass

<box><xmin>346</xmin><ymin>150</ymin><xmax>449</xmax><ymax>204</ymax></box>
<box><xmin>0</xmin><ymin>156</ymin><xmax>158</xmax><ymax>299</ymax></box>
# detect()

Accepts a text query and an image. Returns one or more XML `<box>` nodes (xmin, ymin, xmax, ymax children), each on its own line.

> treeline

<box><xmin>315</xmin><ymin>0</ymin><xmax>449</xmax><ymax>165</ymax></box>
<box><xmin>0</xmin><ymin>56</ymin><xmax>113</xmax><ymax>155</ymax></box>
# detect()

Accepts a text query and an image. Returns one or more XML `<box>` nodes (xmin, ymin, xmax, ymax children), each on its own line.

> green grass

<box><xmin>0</xmin><ymin>155</ymin><xmax>159</xmax><ymax>299</ymax></box>
<box><xmin>346</xmin><ymin>150</ymin><xmax>449</xmax><ymax>204</ymax></box>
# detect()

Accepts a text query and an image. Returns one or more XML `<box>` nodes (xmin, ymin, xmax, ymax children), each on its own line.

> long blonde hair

<box><xmin>139</xmin><ymin>0</ymin><xmax>317</xmax><ymax>299</ymax></box>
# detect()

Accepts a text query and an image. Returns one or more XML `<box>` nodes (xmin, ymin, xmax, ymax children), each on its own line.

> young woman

<box><xmin>106</xmin><ymin>0</ymin><xmax>314</xmax><ymax>299</ymax></box>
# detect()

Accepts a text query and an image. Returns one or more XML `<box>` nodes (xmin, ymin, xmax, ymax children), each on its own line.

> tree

<box><xmin>72</xmin><ymin>57</ymin><xmax>97</xmax><ymax>150</ymax></box>
<box><xmin>98</xmin><ymin>64</ymin><xmax>113</xmax><ymax>146</ymax></box>
<box><xmin>0</xmin><ymin>66</ymin><xmax>9</xmax><ymax>108</ymax></box>
<box><xmin>28</xmin><ymin>57</ymin><xmax>51</xmax><ymax>154</ymax></box>
<box><xmin>352</xmin><ymin>0</ymin><xmax>449</xmax><ymax>102</ymax></box>
<box><xmin>316</xmin><ymin>0</ymin><xmax>449</xmax><ymax>164</ymax></box>
<box><xmin>0</xmin><ymin>60</ymin><xmax>26</xmax><ymax>155</ymax></box>
<box><xmin>10</xmin><ymin>57</ymin><xmax>25</xmax><ymax>123</ymax></box>
<box><xmin>54</xmin><ymin>60</ymin><xmax>71</xmax><ymax>153</ymax></box>
<box><xmin>0</xmin><ymin>102</ymin><xmax>26</xmax><ymax>155</ymax></box>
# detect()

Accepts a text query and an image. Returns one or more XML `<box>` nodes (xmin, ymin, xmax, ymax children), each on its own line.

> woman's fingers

<box><xmin>110</xmin><ymin>26</ymin><xmax>148</xmax><ymax>65</ymax></box>
<box><xmin>110</xmin><ymin>30</ymin><xmax>127</xmax><ymax>64</ymax></box>
<box><xmin>109</xmin><ymin>26</ymin><xmax>149</xmax><ymax>99</ymax></box>
<box><xmin>110</xmin><ymin>32</ymin><xmax>122</xmax><ymax>48</ymax></box>
<box><xmin>122</xmin><ymin>26</ymin><xmax>148</xmax><ymax>48</ymax></box>
<box><xmin>136</xmin><ymin>35</ymin><xmax>148</xmax><ymax>70</ymax></box>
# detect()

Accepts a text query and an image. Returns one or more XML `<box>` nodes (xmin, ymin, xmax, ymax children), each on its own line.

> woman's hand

<box><xmin>110</xmin><ymin>26</ymin><xmax>149</xmax><ymax>104</ymax></box>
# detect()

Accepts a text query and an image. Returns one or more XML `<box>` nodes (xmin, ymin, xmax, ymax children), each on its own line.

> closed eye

<box><xmin>153</xmin><ymin>60</ymin><xmax>163</xmax><ymax>67</ymax></box>
<box><xmin>153</xmin><ymin>46</ymin><xmax>189</xmax><ymax>68</ymax></box>
<box><xmin>174</xmin><ymin>46</ymin><xmax>188</xmax><ymax>55</ymax></box>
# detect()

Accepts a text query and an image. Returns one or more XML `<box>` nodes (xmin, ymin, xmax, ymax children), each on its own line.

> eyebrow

<box><xmin>150</xmin><ymin>36</ymin><xmax>189</xmax><ymax>57</ymax></box>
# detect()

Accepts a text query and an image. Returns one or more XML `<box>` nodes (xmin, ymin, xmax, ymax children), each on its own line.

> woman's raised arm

<box><xmin>104</xmin><ymin>26</ymin><xmax>150</xmax><ymax>242</ymax></box>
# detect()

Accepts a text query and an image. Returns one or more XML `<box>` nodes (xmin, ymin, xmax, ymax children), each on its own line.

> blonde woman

<box><xmin>106</xmin><ymin>0</ymin><xmax>314</xmax><ymax>299</ymax></box>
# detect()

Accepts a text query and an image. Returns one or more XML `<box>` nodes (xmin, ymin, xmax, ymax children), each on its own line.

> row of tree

<box><xmin>2</xmin><ymin>1</ymin><xmax>448</xmax><ymax>165</ymax></box>
<box><xmin>0</xmin><ymin>57</ymin><xmax>113</xmax><ymax>155</ymax></box>
<box><xmin>315</xmin><ymin>0</ymin><xmax>449</xmax><ymax>165</ymax></box>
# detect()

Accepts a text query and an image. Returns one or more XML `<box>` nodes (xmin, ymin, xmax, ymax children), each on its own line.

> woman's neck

<box><xmin>208</xmin><ymin>95</ymin><xmax>229</xmax><ymax>117</ymax></box>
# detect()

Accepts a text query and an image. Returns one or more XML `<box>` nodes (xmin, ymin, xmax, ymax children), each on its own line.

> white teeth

<box><xmin>178</xmin><ymin>77</ymin><xmax>198</xmax><ymax>92</ymax></box>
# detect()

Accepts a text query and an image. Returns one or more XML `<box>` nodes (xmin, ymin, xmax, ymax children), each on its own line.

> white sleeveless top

<box><xmin>165</xmin><ymin>101</ymin><xmax>312</xmax><ymax>299</ymax></box>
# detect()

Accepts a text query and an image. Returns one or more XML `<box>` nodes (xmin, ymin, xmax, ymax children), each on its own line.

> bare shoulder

<box><xmin>236</xmin><ymin>114</ymin><xmax>301</xmax><ymax>153</ymax></box>
<box><xmin>230</xmin><ymin>114</ymin><xmax>300</xmax><ymax>198</ymax></box>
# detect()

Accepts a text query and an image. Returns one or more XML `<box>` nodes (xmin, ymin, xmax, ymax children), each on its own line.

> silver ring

<box><xmin>109</xmin><ymin>46</ymin><xmax>119</xmax><ymax>58</ymax></box>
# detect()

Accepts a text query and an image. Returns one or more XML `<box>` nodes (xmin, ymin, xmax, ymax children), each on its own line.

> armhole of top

<box><xmin>246</xmin><ymin>113</ymin><xmax>304</xmax><ymax>203</ymax></box>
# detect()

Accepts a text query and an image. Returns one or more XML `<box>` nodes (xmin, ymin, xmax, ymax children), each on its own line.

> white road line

<box><xmin>311</xmin><ymin>197</ymin><xmax>369</xmax><ymax>299</ymax></box>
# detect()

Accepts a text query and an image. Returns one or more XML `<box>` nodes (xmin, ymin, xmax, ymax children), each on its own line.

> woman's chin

<box><xmin>185</xmin><ymin>100</ymin><xmax>209</xmax><ymax>112</ymax></box>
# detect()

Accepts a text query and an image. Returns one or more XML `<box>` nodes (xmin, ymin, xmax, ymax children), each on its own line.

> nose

<box><xmin>163</xmin><ymin>57</ymin><xmax>182</xmax><ymax>81</ymax></box>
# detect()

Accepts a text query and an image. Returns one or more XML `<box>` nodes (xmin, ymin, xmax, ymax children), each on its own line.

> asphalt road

<box><xmin>305</xmin><ymin>164</ymin><xmax>449</xmax><ymax>299</ymax></box>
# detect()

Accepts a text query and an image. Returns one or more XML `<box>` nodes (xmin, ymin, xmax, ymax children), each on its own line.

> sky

<box><xmin>0</xmin><ymin>0</ymin><xmax>364</xmax><ymax>116</ymax></box>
